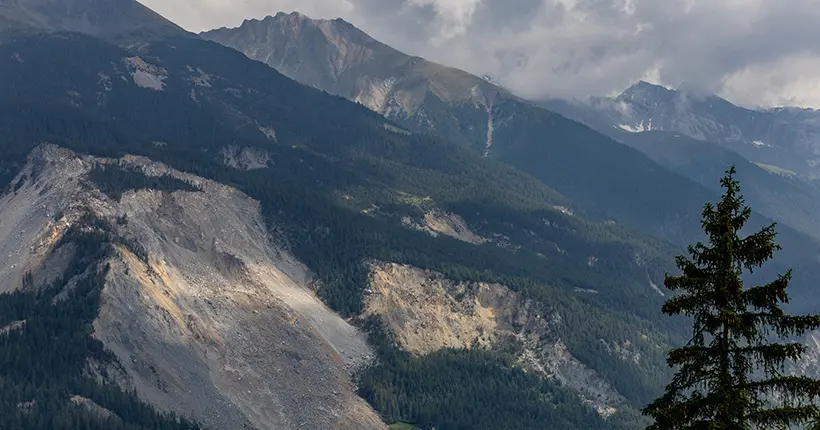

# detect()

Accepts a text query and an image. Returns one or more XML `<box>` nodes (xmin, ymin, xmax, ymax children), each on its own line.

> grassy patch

<box><xmin>389</xmin><ymin>424</ymin><xmax>418</xmax><ymax>430</ymax></box>
<box><xmin>394</xmin><ymin>191</ymin><xmax>432</xmax><ymax>207</ymax></box>
<box><xmin>383</xmin><ymin>123</ymin><xmax>412</xmax><ymax>135</ymax></box>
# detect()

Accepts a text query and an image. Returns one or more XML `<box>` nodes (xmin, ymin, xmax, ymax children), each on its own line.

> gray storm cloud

<box><xmin>142</xmin><ymin>0</ymin><xmax>820</xmax><ymax>108</ymax></box>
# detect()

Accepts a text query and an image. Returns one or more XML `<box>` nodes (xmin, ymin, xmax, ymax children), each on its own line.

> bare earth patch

<box><xmin>0</xmin><ymin>145</ymin><xmax>385</xmax><ymax>430</ymax></box>
<box><xmin>363</xmin><ymin>262</ymin><xmax>626</xmax><ymax>417</ymax></box>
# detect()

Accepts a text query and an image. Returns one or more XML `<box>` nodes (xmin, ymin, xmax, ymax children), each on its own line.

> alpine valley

<box><xmin>1</xmin><ymin>2</ymin><xmax>819</xmax><ymax>430</ymax></box>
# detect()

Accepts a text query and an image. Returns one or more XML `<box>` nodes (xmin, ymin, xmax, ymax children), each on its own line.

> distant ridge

<box><xmin>0</xmin><ymin>0</ymin><xmax>188</xmax><ymax>42</ymax></box>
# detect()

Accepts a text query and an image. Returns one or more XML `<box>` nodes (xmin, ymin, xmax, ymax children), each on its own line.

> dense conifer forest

<box><xmin>0</xmin><ymin>31</ymin><xmax>816</xmax><ymax>429</ymax></box>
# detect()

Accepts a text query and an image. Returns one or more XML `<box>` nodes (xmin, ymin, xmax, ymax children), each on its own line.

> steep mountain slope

<box><xmin>541</xmin><ymin>81</ymin><xmax>820</xmax><ymax>179</ymax></box>
<box><xmin>0</xmin><ymin>0</ymin><xmax>186</xmax><ymax>42</ymax></box>
<box><xmin>0</xmin><ymin>13</ymin><xmax>690</xmax><ymax>429</ymax></box>
<box><xmin>540</xmin><ymin>85</ymin><xmax>820</xmax><ymax>243</ymax></box>
<box><xmin>3</xmin><ymin>2</ymin><xmax>820</xmax><ymax>429</ymax></box>
<box><xmin>200</xmin><ymin>13</ymin><xmax>820</xmax><ymax>317</ymax></box>
<box><xmin>612</xmin><ymin>131</ymin><xmax>820</xmax><ymax>241</ymax></box>
<box><xmin>0</xmin><ymin>145</ymin><xmax>384</xmax><ymax>429</ymax></box>
<box><xmin>202</xmin><ymin>12</ymin><xmax>509</xmax><ymax>154</ymax></box>
<box><xmin>201</xmin><ymin>14</ymin><xmax>698</xmax><ymax>240</ymax></box>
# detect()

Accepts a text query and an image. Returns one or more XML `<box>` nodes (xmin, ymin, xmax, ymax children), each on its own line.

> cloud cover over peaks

<box><xmin>142</xmin><ymin>0</ymin><xmax>820</xmax><ymax>108</ymax></box>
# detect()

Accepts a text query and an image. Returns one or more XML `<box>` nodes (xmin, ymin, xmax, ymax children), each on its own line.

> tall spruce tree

<box><xmin>644</xmin><ymin>167</ymin><xmax>820</xmax><ymax>429</ymax></box>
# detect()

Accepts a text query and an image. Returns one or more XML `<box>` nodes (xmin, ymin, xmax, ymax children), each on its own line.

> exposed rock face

<box><xmin>401</xmin><ymin>209</ymin><xmax>487</xmax><ymax>245</ymax></box>
<box><xmin>70</xmin><ymin>395</ymin><xmax>115</xmax><ymax>421</ymax></box>
<box><xmin>201</xmin><ymin>12</ymin><xmax>511</xmax><ymax>152</ymax></box>
<box><xmin>0</xmin><ymin>145</ymin><xmax>386</xmax><ymax>430</ymax></box>
<box><xmin>363</xmin><ymin>262</ymin><xmax>626</xmax><ymax>416</ymax></box>
<box><xmin>123</xmin><ymin>56</ymin><xmax>167</xmax><ymax>90</ymax></box>
<box><xmin>0</xmin><ymin>319</ymin><xmax>26</xmax><ymax>335</ymax></box>
<box><xmin>791</xmin><ymin>332</ymin><xmax>820</xmax><ymax>378</ymax></box>
<box><xmin>221</xmin><ymin>145</ymin><xmax>271</xmax><ymax>170</ymax></box>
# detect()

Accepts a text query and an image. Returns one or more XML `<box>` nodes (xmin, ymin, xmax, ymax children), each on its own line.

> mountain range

<box><xmin>538</xmin><ymin>82</ymin><xmax>820</xmax><ymax>241</ymax></box>
<box><xmin>542</xmin><ymin>81</ymin><xmax>820</xmax><ymax>179</ymax></box>
<box><xmin>1</xmin><ymin>2</ymin><xmax>819</xmax><ymax>430</ymax></box>
<box><xmin>202</xmin><ymin>12</ymin><xmax>820</xmax><ymax>308</ymax></box>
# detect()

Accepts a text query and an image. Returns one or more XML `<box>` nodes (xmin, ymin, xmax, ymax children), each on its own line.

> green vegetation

<box><xmin>0</xmin><ymin>32</ymin><xmax>676</xmax><ymax>427</ymax></box>
<box><xmin>644</xmin><ymin>168</ymin><xmax>820</xmax><ymax>429</ymax></box>
<box><xmin>388</xmin><ymin>423</ymin><xmax>418</xmax><ymax>430</ymax></box>
<box><xmin>0</xmin><ymin>223</ymin><xmax>199</xmax><ymax>430</ymax></box>
<box><xmin>618</xmin><ymin>131</ymin><xmax>820</xmax><ymax>243</ymax></box>
<box><xmin>358</xmin><ymin>318</ymin><xmax>644</xmax><ymax>430</ymax></box>
<box><xmin>382</xmin><ymin>123</ymin><xmax>412</xmax><ymax>135</ymax></box>
<box><xmin>88</xmin><ymin>164</ymin><xmax>199</xmax><ymax>199</ymax></box>
<box><xmin>1</xmin><ymin>30</ymin><xmax>817</xmax><ymax>429</ymax></box>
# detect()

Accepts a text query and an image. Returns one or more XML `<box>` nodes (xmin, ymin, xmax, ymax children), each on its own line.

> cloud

<box><xmin>141</xmin><ymin>0</ymin><xmax>820</xmax><ymax>108</ymax></box>
<box><xmin>405</xmin><ymin>0</ymin><xmax>482</xmax><ymax>42</ymax></box>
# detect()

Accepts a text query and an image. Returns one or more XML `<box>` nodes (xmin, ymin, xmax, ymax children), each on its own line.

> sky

<box><xmin>141</xmin><ymin>0</ymin><xmax>820</xmax><ymax>108</ymax></box>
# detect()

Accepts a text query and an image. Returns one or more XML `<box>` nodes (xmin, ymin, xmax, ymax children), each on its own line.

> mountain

<box><xmin>200</xmin><ymin>13</ymin><xmax>820</xmax><ymax>309</ymax></box>
<box><xmin>202</xmin><ymin>13</ymin><xmax>702</xmax><ymax>243</ymax></box>
<box><xmin>0</xmin><ymin>0</ymin><xmax>187</xmax><ymax>42</ymax></box>
<box><xmin>0</xmin><ymin>145</ymin><xmax>384</xmax><ymax>430</ymax></box>
<box><xmin>203</xmin><ymin>12</ymin><xmax>511</xmax><ymax>154</ymax></box>
<box><xmin>541</xmin><ymin>81</ymin><xmax>820</xmax><ymax>179</ymax></box>
<box><xmin>614</xmin><ymin>131</ymin><xmax>820</xmax><ymax>241</ymax></box>
<box><xmin>2</xmin><ymin>2</ymin><xmax>820</xmax><ymax>429</ymax></box>
<box><xmin>540</xmin><ymin>83</ymin><xmax>820</xmax><ymax>242</ymax></box>
<box><xmin>0</xmin><ymin>2</ymin><xmax>707</xmax><ymax>428</ymax></box>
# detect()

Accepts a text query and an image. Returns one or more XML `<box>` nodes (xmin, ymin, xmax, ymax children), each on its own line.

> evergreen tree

<box><xmin>644</xmin><ymin>167</ymin><xmax>820</xmax><ymax>429</ymax></box>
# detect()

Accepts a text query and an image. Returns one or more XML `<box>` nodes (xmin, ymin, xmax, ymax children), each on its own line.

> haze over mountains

<box><xmin>203</xmin><ymin>11</ymin><xmax>820</xmax><ymax>264</ymax></box>
<box><xmin>542</xmin><ymin>81</ymin><xmax>820</xmax><ymax>179</ymax></box>
<box><xmin>2</xmin><ymin>2</ymin><xmax>820</xmax><ymax>430</ymax></box>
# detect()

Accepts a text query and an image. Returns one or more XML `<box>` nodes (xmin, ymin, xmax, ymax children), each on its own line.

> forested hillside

<box><xmin>0</xmin><ymin>29</ymin><xmax>691</xmax><ymax>428</ymax></box>
<box><xmin>203</xmin><ymin>13</ymin><xmax>820</xmax><ymax>318</ymax></box>
<box><xmin>2</xmin><ymin>6</ymin><xmax>818</xmax><ymax>427</ymax></box>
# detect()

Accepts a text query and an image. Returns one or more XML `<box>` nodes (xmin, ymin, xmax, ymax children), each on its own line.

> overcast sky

<box><xmin>141</xmin><ymin>0</ymin><xmax>820</xmax><ymax>108</ymax></box>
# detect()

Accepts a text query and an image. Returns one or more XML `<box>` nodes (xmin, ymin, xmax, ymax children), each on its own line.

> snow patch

<box><xmin>752</xmin><ymin>140</ymin><xmax>771</xmax><ymax>147</ymax></box>
<box><xmin>617</xmin><ymin>119</ymin><xmax>653</xmax><ymax>133</ymax></box>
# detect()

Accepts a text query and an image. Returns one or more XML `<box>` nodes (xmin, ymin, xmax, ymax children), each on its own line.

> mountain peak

<box><xmin>0</xmin><ymin>0</ymin><xmax>188</xmax><ymax>42</ymax></box>
<box><xmin>270</xmin><ymin>10</ymin><xmax>308</xmax><ymax>22</ymax></box>
<box><xmin>619</xmin><ymin>80</ymin><xmax>674</xmax><ymax>99</ymax></box>
<box><xmin>630</xmin><ymin>80</ymin><xmax>663</xmax><ymax>90</ymax></box>
<box><xmin>226</xmin><ymin>11</ymin><xmax>368</xmax><ymax>44</ymax></box>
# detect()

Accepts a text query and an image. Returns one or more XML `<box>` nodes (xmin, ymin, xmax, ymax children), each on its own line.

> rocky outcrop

<box><xmin>401</xmin><ymin>209</ymin><xmax>487</xmax><ymax>245</ymax></box>
<box><xmin>0</xmin><ymin>145</ymin><xmax>386</xmax><ymax>430</ymax></box>
<box><xmin>70</xmin><ymin>396</ymin><xmax>115</xmax><ymax>421</ymax></box>
<box><xmin>201</xmin><ymin>12</ymin><xmax>512</xmax><ymax>152</ymax></box>
<box><xmin>221</xmin><ymin>145</ymin><xmax>271</xmax><ymax>170</ymax></box>
<box><xmin>0</xmin><ymin>320</ymin><xmax>26</xmax><ymax>335</ymax></box>
<box><xmin>363</xmin><ymin>262</ymin><xmax>626</xmax><ymax>416</ymax></box>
